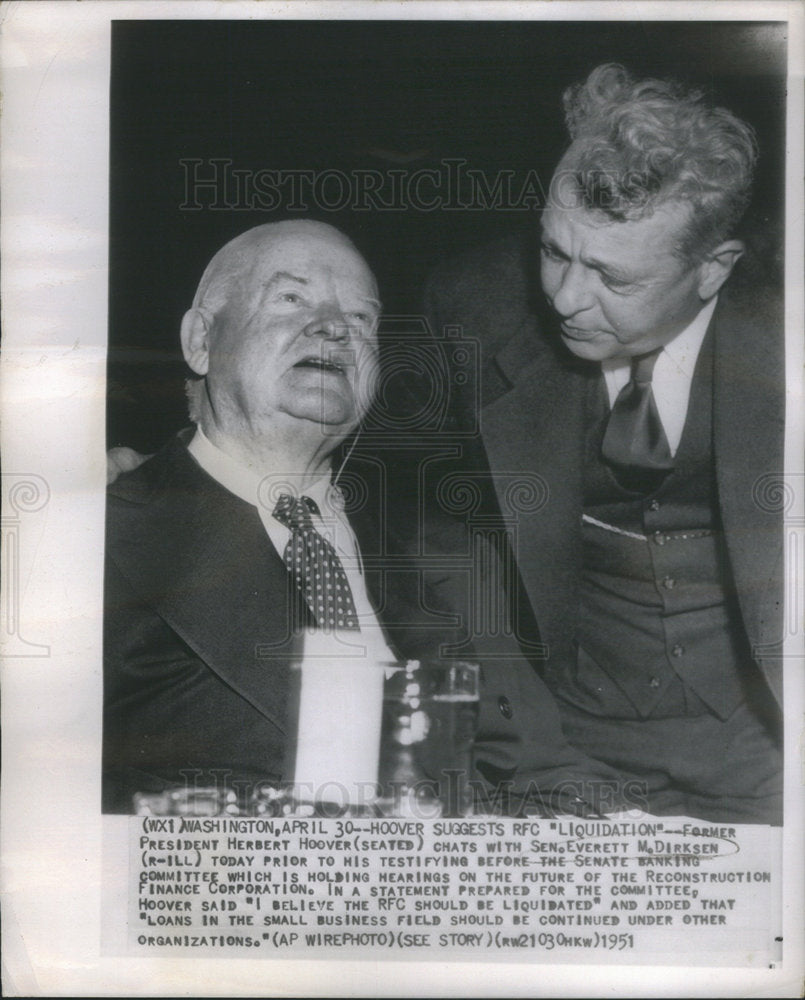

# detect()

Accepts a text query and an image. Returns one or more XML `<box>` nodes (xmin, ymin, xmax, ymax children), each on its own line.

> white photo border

<box><xmin>1</xmin><ymin>2</ymin><xmax>803</xmax><ymax>996</ymax></box>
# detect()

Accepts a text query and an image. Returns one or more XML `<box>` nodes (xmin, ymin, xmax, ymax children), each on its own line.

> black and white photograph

<box><xmin>2</xmin><ymin>2</ymin><xmax>803</xmax><ymax>996</ymax></box>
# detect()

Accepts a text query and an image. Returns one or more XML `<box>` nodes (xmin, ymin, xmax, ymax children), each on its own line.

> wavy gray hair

<box><xmin>555</xmin><ymin>63</ymin><xmax>758</xmax><ymax>261</ymax></box>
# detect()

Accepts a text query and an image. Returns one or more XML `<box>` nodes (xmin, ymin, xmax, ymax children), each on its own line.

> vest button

<box><xmin>648</xmin><ymin>500</ymin><xmax>660</xmax><ymax>512</ymax></box>
<box><xmin>653</xmin><ymin>531</ymin><xmax>666</xmax><ymax>546</ymax></box>
<box><xmin>498</xmin><ymin>696</ymin><xmax>513</xmax><ymax>719</ymax></box>
<box><xmin>662</xmin><ymin>576</ymin><xmax>676</xmax><ymax>590</ymax></box>
<box><xmin>672</xmin><ymin>644</ymin><xmax>685</xmax><ymax>657</ymax></box>
<box><xmin>649</xmin><ymin>676</ymin><xmax>661</xmax><ymax>688</ymax></box>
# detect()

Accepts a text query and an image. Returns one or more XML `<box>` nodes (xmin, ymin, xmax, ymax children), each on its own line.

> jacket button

<box><xmin>649</xmin><ymin>676</ymin><xmax>661</xmax><ymax>689</ymax></box>
<box><xmin>662</xmin><ymin>576</ymin><xmax>676</xmax><ymax>590</ymax></box>
<box><xmin>653</xmin><ymin>531</ymin><xmax>666</xmax><ymax>546</ymax></box>
<box><xmin>672</xmin><ymin>644</ymin><xmax>685</xmax><ymax>657</ymax></box>
<box><xmin>498</xmin><ymin>696</ymin><xmax>513</xmax><ymax>719</ymax></box>
<box><xmin>648</xmin><ymin>499</ymin><xmax>660</xmax><ymax>512</ymax></box>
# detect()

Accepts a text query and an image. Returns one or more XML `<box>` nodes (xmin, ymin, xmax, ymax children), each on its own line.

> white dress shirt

<box><xmin>601</xmin><ymin>296</ymin><xmax>717</xmax><ymax>456</ymax></box>
<box><xmin>187</xmin><ymin>427</ymin><xmax>397</xmax><ymax>663</ymax></box>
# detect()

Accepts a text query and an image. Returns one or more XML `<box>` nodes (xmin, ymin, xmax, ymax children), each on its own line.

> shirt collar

<box><xmin>187</xmin><ymin>426</ymin><xmax>334</xmax><ymax>516</ymax></box>
<box><xmin>601</xmin><ymin>295</ymin><xmax>718</xmax><ymax>378</ymax></box>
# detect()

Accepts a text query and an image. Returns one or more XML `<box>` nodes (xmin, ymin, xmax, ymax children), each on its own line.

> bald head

<box><xmin>192</xmin><ymin>220</ymin><xmax>379</xmax><ymax>317</ymax></box>
<box><xmin>181</xmin><ymin>220</ymin><xmax>381</xmax><ymax>459</ymax></box>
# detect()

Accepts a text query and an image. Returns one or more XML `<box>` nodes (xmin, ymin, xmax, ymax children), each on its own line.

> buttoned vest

<box><xmin>552</xmin><ymin>333</ymin><xmax>754</xmax><ymax>721</ymax></box>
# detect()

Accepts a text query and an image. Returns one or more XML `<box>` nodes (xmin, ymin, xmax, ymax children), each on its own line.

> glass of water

<box><xmin>378</xmin><ymin>659</ymin><xmax>480</xmax><ymax>818</ymax></box>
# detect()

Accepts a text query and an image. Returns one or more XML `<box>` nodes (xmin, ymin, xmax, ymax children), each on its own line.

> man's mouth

<box><xmin>293</xmin><ymin>356</ymin><xmax>347</xmax><ymax>376</ymax></box>
<box><xmin>560</xmin><ymin>323</ymin><xmax>598</xmax><ymax>338</ymax></box>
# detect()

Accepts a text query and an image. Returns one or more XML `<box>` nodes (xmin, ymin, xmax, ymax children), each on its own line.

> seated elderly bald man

<box><xmin>103</xmin><ymin>219</ymin><xmax>622</xmax><ymax>815</ymax></box>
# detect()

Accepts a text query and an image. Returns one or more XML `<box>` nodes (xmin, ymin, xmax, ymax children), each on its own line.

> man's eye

<box><xmin>540</xmin><ymin>244</ymin><xmax>562</xmax><ymax>262</ymax></box>
<box><xmin>347</xmin><ymin>312</ymin><xmax>379</xmax><ymax>333</ymax></box>
<box><xmin>279</xmin><ymin>292</ymin><xmax>302</xmax><ymax>304</ymax></box>
<box><xmin>600</xmin><ymin>275</ymin><xmax>633</xmax><ymax>293</ymax></box>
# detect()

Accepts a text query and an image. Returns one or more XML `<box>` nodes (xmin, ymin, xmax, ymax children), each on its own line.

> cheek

<box><xmin>355</xmin><ymin>336</ymin><xmax>379</xmax><ymax>370</ymax></box>
<box><xmin>238</xmin><ymin>333</ymin><xmax>282</xmax><ymax>372</ymax></box>
<box><xmin>598</xmin><ymin>294</ymin><xmax>644</xmax><ymax>335</ymax></box>
<box><xmin>355</xmin><ymin>347</ymin><xmax>380</xmax><ymax>405</ymax></box>
<box><xmin>540</xmin><ymin>260</ymin><xmax>559</xmax><ymax>295</ymax></box>
<box><xmin>215</xmin><ymin>343</ymin><xmax>282</xmax><ymax>402</ymax></box>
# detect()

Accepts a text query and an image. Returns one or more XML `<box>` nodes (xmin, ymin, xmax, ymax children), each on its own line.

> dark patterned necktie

<box><xmin>272</xmin><ymin>493</ymin><xmax>360</xmax><ymax>631</ymax></box>
<box><xmin>601</xmin><ymin>348</ymin><xmax>674</xmax><ymax>473</ymax></box>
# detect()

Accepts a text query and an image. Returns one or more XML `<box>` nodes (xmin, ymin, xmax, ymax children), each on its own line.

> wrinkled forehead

<box><xmin>542</xmin><ymin>189</ymin><xmax>693</xmax><ymax>265</ymax></box>
<box><xmin>210</xmin><ymin>229</ymin><xmax>379</xmax><ymax>308</ymax></box>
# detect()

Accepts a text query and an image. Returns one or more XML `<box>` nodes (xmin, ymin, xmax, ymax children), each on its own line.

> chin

<box><xmin>285</xmin><ymin>385</ymin><xmax>359</xmax><ymax>425</ymax></box>
<box><xmin>561</xmin><ymin>335</ymin><xmax>612</xmax><ymax>362</ymax></box>
<box><xmin>316</xmin><ymin>398</ymin><xmax>360</xmax><ymax>427</ymax></box>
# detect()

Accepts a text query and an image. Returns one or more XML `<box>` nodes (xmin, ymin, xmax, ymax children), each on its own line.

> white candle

<box><xmin>291</xmin><ymin>630</ymin><xmax>388</xmax><ymax>808</ymax></box>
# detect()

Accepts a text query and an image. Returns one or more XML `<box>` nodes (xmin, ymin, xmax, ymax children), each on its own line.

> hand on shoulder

<box><xmin>106</xmin><ymin>446</ymin><xmax>149</xmax><ymax>484</ymax></box>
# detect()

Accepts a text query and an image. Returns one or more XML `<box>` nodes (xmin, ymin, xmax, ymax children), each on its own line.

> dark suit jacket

<box><xmin>425</xmin><ymin>232</ymin><xmax>786</xmax><ymax>709</ymax></box>
<box><xmin>103</xmin><ymin>433</ymin><xmax>618</xmax><ymax>812</ymax></box>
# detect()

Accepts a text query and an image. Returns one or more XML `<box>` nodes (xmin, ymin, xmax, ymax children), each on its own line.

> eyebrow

<box><xmin>265</xmin><ymin>271</ymin><xmax>381</xmax><ymax>307</ymax></box>
<box><xmin>540</xmin><ymin>235</ymin><xmax>637</xmax><ymax>284</ymax></box>
<box><xmin>265</xmin><ymin>271</ymin><xmax>309</xmax><ymax>288</ymax></box>
<box><xmin>357</xmin><ymin>296</ymin><xmax>383</xmax><ymax>311</ymax></box>
<box><xmin>539</xmin><ymin>235</ymin><xmax>569</xmax><ymax>258</ymax></box>
<box><xmin>584</xmin><ymin>256</ymin><xmax>638</xmax><ymax>283</ymax></box>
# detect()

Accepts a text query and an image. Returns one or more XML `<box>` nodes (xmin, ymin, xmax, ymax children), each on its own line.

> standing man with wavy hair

<box><xmin>428</xmin><ymin>64</ymin><xmax>785</xmax><ymax>823</ymax></box>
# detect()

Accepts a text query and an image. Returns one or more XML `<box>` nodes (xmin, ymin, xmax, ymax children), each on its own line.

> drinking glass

<box><xmin>377</xmin><ymin>659</ymin><xmax>480</xmax><ymax>818</ymax></box>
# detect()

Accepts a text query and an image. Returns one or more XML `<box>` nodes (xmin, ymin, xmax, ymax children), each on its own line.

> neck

<box><xmin>199</xmin><ymin>411</ymin><xmax>339</xmax><ymax>490</ymax></box>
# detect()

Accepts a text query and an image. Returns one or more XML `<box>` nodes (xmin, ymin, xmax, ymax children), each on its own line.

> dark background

<box><xmin>108</xmin><ymin>19</ymin><xmax>787</xmax><ymax>451</ymax></box>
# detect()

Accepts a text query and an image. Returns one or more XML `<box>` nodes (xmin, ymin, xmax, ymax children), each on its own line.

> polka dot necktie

<box><xmin>272</xmin><ymin>493</ymin><xmax>360</xmax><ymax>631</ymax></box>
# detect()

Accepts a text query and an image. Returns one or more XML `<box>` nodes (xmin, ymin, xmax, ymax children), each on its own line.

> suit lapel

<box><xmin>480</xmin><ymin>319</ymin><xmax>590</xmax><ymax>656</ymax></box>
<box><xmin>109</xmin><ymin>440</ymin><xmax>302</xmax><ymax>734</ymax></box>
<box><xmin>350</xmin><ymin>501</ymin><xmax>467</xmax><ymax>661</ymax></box>
<box><xmin>712</xmin><ymin>288</ymin><xmax>785</xmax><ymax>666</ymax></box>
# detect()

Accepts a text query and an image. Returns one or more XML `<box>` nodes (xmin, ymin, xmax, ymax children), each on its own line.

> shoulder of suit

<box><xmin>714</xmin><ymin>277</ymin><xmax>785</xmax><ymax>383</ymax></box>
<box><xmin>107</xmin><ymin>433</ymin><xmax>193</xmax><ymax>507</ymax></box>
<box><xmin>426</xmin><ymin>230</ymin><xmax>534</xmax><ymax>311</ymax></box>
<box><xmin>718</xmin><ymin>276</ymin><xmax>784</xmax><ymax>336</ymax></box>
<box><xmin>425</xmin><ymin>229</ymin><xmax>545</xmax><ymax>364</ymax></box>
<box><xmin>105</xmin><ymin>430</ymin><xmax>266</xmax><ymax>582</ymax></box>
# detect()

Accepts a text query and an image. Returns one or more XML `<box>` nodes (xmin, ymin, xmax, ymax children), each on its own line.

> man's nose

<box><xmin>550</xmin><ymin>261</ymin><xmax>595</xmax><ymax>317</ymax></box>
<box><xmin>303</xmin><ymin>304</ymin><xmax>349</xmax><ymax>340</ymax></box>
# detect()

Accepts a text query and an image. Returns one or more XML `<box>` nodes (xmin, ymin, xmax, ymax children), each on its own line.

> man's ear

<box><xmin>697</xmin><ymin>240</ymin><xmax>744</xmax><ymax>300</ymax></box>
<box><xmin>180</xmin><ymin>308</ymin><xmax>212</xmax><ymax>376</ymax></box>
